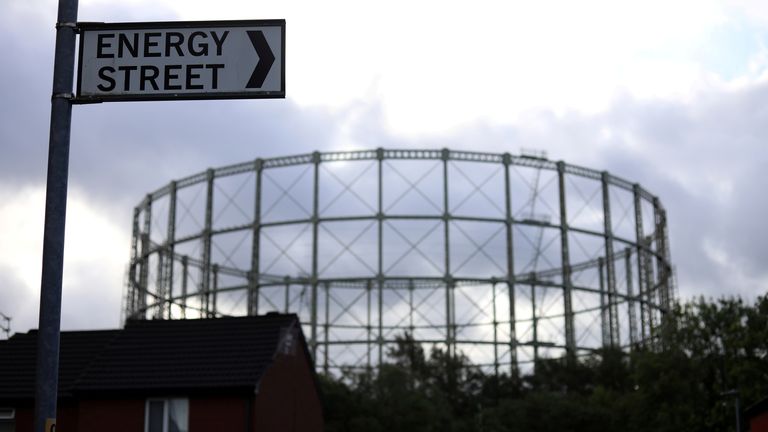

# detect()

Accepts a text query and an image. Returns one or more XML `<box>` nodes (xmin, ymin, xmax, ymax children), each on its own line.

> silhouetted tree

<box><xmin>320</xmin><ymin>295</ymin><xmax>768</xmax><ymax>432</ymax></box>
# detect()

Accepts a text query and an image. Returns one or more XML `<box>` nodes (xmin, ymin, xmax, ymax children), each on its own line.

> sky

<box><xmin>1</xmin><ymin>0</ymin><xmax>768</xmax><ymax>335</ymax></box>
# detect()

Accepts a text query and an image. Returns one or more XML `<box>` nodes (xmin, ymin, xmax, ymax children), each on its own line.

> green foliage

<box><xmin>320</xmin><ymin>296</ymin><xmax>768</xmax><ymax>432</ymax></box>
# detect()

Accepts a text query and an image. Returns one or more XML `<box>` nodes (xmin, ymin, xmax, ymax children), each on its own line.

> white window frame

<box><xmin>144</xmin><ymin>398</ymin><xmax>188</xmax><ymax>432</ymax></box>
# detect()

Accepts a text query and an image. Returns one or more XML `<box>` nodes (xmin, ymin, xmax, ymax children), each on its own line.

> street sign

<box><xmin>76</xmin><ymin>20</ymin><xmax>285</xmax><ymax>102</ymax></box>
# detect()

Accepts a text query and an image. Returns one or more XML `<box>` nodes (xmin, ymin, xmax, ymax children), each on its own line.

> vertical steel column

<box><xmin>249</xmin><ymin>159</ymin><xmax>263</xmax><ymax>316</ymax></box>
<box><xmin>601</xmin><ymin>172</ymin><xmax>620</xmax><ymax>347</ymax></box>
<box><xmin>409</xmin><ymin>279</ymin><xmax>415</xmax><ymax>334</ymax></box>
<box><xmin>128</xmin><ymin>208</ymin><xmax>142</xmax><ymax>318</ymax></box>
<box><xmin>164</xmin><ymin>181</ymin><xmax>177</xmax><ymax>319</ymax></box>
<box><xmin>653</xmin><ymin>200</ymin><xmax>670</xmax><ymax>312</ymax></box>
<box><xmin>492</xmin><ymin>281</ymin><xmax>499</xmax><ymax>377</ymax></box>
<box><xmin>530</xmin><ymin>273</ymin><xmax>539</xmax><ymax>366</ymax></box>
<box><xmin>35</xmin><ymin>1</ymin><xmax>78</xmax><ymax>429</ymax></box>
<box><xmin>556</xmin><ymin>162</ymin><xmax>575</xmax><ymax>356</ymax></box>
<box><xmin>366</xmin><ymin>279</ymin><xmax>372</xmax><ymax>370</ymax></box>
<box><xmin>502</xmin><ymin>153</ymin><xmax>518</xmax><ymax>372</ymax></box>
<box><xmin>598</xmin><ymin>258</ymin><xmax>609</xmax><ymax>347</ymax></box>
<box><xmin>376</xmin><ymin>148</ymin><xmax>384</xmax><ymax>365</ymax></box>
<box><xmin>377</xmin><ymin>275</ymin><xmax>383</xmax><ymax>366</ymax></box>
<box><xmin>201</xmin><ymin>169</ymin><xmax>215</xmax><ymax>317</ymax></box>
<box><xmin>181</xmin><ymin>256</ymin><xmax>188</xmax><ymax>319</ymax></box>
<box><xmin>441</xmin><ymin>149</ymin><xmax>453</xmax><ymax>358</ymax></box>
<box><xmin>632</xmin><ymin>185</ymin><xmax>648</xmax><ymax>343</ymax></box>
<box><xmin>625</xmin><ymin>248</ymin><xmax>637</xmax><ymax>347</ymax></box>
<box><xmin>642</xmin><ymin>236</ymin><xmax>656</xmax><ymax>344</ymax></box>
<box><xmin>139</xmin><ymin>196</ymin><xmax>152</xmax><ymax>316</ymax></box>
<box><xmin>310</xmin><ymin>152</ymin><xmax>321</xmax><ymax>364</ymax></box>
<box><xmin>154</xmin><ymin>249</ymin><xmax>164</xmax><ymax>318</ymax></box>
<box><xmin>284</xmin><ymin>276</ymin><xmax>290</xmax><ymax>313</ymax></box>
<box><xmin>211</xmin><ymin>264</ymin><xmax>219</xmax><ymax>317</ymax></box>
<box><xmin>324</xmin><ymin>282</ymin><xmax>330</xmax><ymax>374</ymax></box>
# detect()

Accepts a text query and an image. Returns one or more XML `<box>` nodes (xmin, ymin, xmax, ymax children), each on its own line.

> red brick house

<box><xmin>0</xmin><ymin>314</ymin><xmax>323</xmax><ymax>432</ymax></box>
<box><xmin>747</xmin><ymin>397</ymin><xmax>768</xmax><ymax>432</ymax></box>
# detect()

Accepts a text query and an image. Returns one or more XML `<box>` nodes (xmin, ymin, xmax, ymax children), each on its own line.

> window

<box><xmin>145</xmin><ymin>399</ymin><xmax>188</xmax><ymax>432</ymax></box>
<box><xmin>0</xmin><ymin>408</ymin><xmax>14</xmax><ymax>432</ymax></box>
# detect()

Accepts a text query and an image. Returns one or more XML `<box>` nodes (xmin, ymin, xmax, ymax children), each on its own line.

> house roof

<box><xmin>745</xmin><ymin>395</ymin><xmax>768</xmax><ymax>419</ymax></box>
<box><xmin>0</xmin><ymin>314</ymin><xmax>307</xmax><ymax>400</ymax></box>
<box><xmin>0</xmin><ymin>329</ymin><xmax>120</xmax><ymax>400</ymax></box>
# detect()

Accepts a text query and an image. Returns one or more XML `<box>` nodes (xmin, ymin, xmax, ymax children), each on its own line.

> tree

<box><xmin>320</xmin><ymin>296</ymin><xmax>768</xmax><ymax>432</ymax></box>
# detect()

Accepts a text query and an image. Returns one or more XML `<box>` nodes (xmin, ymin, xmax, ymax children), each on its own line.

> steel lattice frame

<box><xmin>125</xmin><ymin>148</ymin><xmax>674</xmax><ymax>374</ymax></box>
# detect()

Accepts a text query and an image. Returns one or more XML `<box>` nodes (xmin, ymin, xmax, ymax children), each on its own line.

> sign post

<box><xmin>76</xmin><ymin>20</ymin><xmax>285</xmax><ymax>102</ymax></box>
<box><xmin>35</xmin><ymin>0</ymin><xmax>78</xmax><ymax>431</ymax></box>
<box><xmin>34</xmin><ymin>11</ymin><xmax>284</xmax><ymax>432</ymax></box>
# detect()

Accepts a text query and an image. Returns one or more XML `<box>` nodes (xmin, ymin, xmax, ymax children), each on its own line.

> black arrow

<box><xmin>246</xmin><ymin>30</ymin><xmax>275</xmax><ymax>89</ymax></box>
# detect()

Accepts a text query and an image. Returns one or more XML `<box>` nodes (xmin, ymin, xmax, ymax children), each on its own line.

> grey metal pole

<box><xmin>139</xmin><ymin>197</ymin><xmax>152</xmax><ymax>314</ymax></box>
<box><xmin>310</xmin><ymin>151</ymin><xmax>320</xmax><ymax>364</ymax></box>
<box><xmin>556</xmin><ymin>161</ymin><xmax>575</xmax><ymax>357</ymax></box>
<box><xmin>165</xmin><ymin>181</ymin><xmax>177</xmax><ymax>319</ymax></box>
<box><xmin>249</xmin><ymin>159</ymin><xmax>263</xmax><ymax>316</ymax></box>
<box><xmin>442</xmin><ymin>149</ymin><xmax>452</xmax><ymax>358</ymax></box>
<box><xmin>35</xmin><ymin>1</ymin><xmax>78</xmax><ymax>431</ymax></box>
<box><xmin>721</xmin><ymin>390</ymin><xmax>742</xmax><ymax>432</ymax></box>
<box><xmin>502</xmin><ymin>153</ymin><xmax>517</xmax><ymax>373</ymax></box>
<box><xmin>202</xmin><ymin>169</ymin><xmax>214</xmax><ymax>317</ymax></box>
<box><xmin>376</xmin><ymin>148</ymin><xmax>384</xmax><ymax>365</ymax></box>
<box><xmin>632</xmin><ymin>184</ymin><xmax>647</xmax><ymax>344</ymax></box>
<box><xmin>601</xmin><ymin>172</ymin><xmax>619</xmax><ymax>347</ymax></box>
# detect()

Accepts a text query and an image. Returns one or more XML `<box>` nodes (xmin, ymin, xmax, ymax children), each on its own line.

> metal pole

<box><xmin>211</xmin><ymin>264</ymin><xmax>219</xmax><ymax>317</ymax></box>
<box><xmin>324</xmin><ymin>282</ymin><xmax>330</xmax><ymax>374</ymax></box>
<box><xmin>310</xmin><ymin>152</ymin><xmax>320</xmax><ymax>363</ymax></box>
<box><xmin>202</xmin><ymin>169</ymin><xmax>214</xmax><ymax>317</ymax></box>
<box><xmin>633</xmin><ymin>184</ymin><xmax>647</xmax><ymax>344</ymax></box>
<box><xmin>492</xmin><ymin>281</ymin><xmax>499</xmax><ymax>377</ymax></box>
<box><xmin>154</xmin><ymin>249</ymin><xmax>165</xmax><ymax>318</ymax></box>
<box><xmin>442</xmin><ymin>149</ymin><xmax>453</xmax><ymax>358</ymax></box>
<box><xmin>625</xmin><ymin>247</ymin><xmax>637</xmax><ymax>347</ymax></box>
<box><xmin>35</xmin><ymin>1</ymin><xmax>78</xmax><ymax>431</ymax></box>
<box><xmin>127</xmin><ymin>208</ymin><xmax>141</xmax><ymax>318</ymax></box>
<box><xmin>556</xmin><ymin>161</ymin><xmax>575</xmax><ymax>357</ymax></box>
<box><xmin>653</xmin><ymin>200</ymin><xmax>670</xmax><ymax>314</ymax></box>
<box><xmin>165</xmin><ymin>181</ymin><xmax>177</xmax><ymax>319</ymax></box>
<box><xmin>531</xmin><ymin>273</ymin><xmax>538</xmax><ymax>367</ymax></box>
<box><xmin>284</xmin><ymin>277</ymin><xmax>290</xmax><ymax>313</ymax></box>
<box><xmin>139</xmin><ymin>197</ymin><xmax>152</xmax><ymax>315</ymax></box>
<box><xmin>249</xmin><ymin>159</ymin><xmax>263</xmax><ymax>316</ymax></box>
<box><xmin>721</xmin><ymin>390</ymin><xmax>742</xmax><ymax>432</ymax></box>
<box><xmin>601</xmin><ymin>172</ymin><xmax>619</xmax><ymax>347</ymax></box>
<box><xmin>376</xmin><ymin>148</ymin><xmax>384</xmax><ymax>365</ymax></box>
<box><xmin>502</xmin><ymin>153</ymin><xmax>517</xmax><ymax>373</ymax></box>
<box><xmin>366</xmin><ymin>279</ymin><xmax>372</xmax><ymax>370</ymax></box>
<box><xmin>643</xmin><ymin>235</ymin><xmax>656</xmax><ymax>345</ymax></box>
<box><xmin>408</xmin><ymin>278</ymin><xmax>414</xmax><ymax>334</ymax></box>
<box><xmin>181</xmin><ymin>256</ymin><xmax>188</xmax><ymax>319</ymax></box>
<box><xmin>598</xmin><ymin>258</ymin><xmax>609</xmax><ymax>347</ymax></box>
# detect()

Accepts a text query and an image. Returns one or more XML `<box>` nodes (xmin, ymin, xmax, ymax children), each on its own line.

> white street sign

<box><xmin>76</xmin><ymin>20</ymin><xmax>285</xmax><ymax>102</ymax></box>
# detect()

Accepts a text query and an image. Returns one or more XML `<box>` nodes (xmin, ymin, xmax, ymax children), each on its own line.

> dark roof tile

<box><xmin>0</xmin><ymin>314</ymin><xmax>304</xmax><ymax>399</ymax></box>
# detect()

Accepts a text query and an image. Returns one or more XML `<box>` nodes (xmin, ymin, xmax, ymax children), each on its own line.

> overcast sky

<box><xmin>1</xmin><ymin>0</ymin><xmax>767</xmax><ymax>335</ymax></box>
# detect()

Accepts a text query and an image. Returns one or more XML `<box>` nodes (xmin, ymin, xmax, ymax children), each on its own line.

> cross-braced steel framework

<box><xmin>125</xmin><ymin>149</ymin><xmax>674</xmax><ymax>374</ymax></box>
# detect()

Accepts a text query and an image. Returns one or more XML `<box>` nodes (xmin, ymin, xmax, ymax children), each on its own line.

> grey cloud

<box><xmin>3</xmin><ymin>2</ymin><xmax>767</xmax><ymax>337</ymax></box>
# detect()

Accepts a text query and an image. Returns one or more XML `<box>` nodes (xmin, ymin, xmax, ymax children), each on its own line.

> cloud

<box><xmin>1</xmin><ymin>0</ymin><xmax>767</xmax><ymax>338</ymax></box>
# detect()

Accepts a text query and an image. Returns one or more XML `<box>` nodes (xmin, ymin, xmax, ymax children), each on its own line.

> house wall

<box><xmin>77</xmin><ymin>399</ymin><xmax>144</xmax><ymax>432</ymax></box>
<box><xmin>11</xmin><ymin>401</ymin><xmax>78</xmax><ymax>432</ymax></box>
<box><xmin>751</xmin><ymin>410</ymin><xmax>768</xmax><ymax>432</ymax></box>
<box><xmin>253</xmin><ymin>349</ymin><xmax>323</xmax><ymax>432</ymax></box>
<box><xmin>189</xmin><ymin>396</ymin><xmax>249</xmax><ymax>432</ymax></box>
<box><xmin>10</xmin><ymin>350</ymin><xmax>321</xmax><ymax>432</ymax></box>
